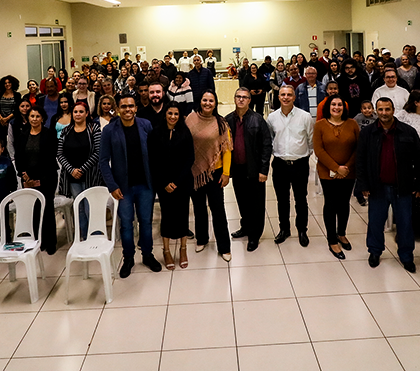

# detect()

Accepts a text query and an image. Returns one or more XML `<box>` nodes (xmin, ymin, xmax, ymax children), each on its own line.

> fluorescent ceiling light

<box><xmin>104</xmin><ymin>0</ymin><xmax>121</xmax><ymax>4</ymax></box>
<box><xmin>201</xmin><ymin>1</ymin><xmax>226</xmax><ymax>3</ymax></box>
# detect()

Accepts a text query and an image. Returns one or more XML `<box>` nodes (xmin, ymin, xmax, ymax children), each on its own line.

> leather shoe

<box><xmin>120</xmin><ymin>257</ymin><xmax>135</xmax><ymax>278</ymax></box>
<box><xmin>231</xmin><ymin>228</ymin><xmax>248</xmax><ymax>238</ymax></box>
<box><xmin>274</xmin><ymin>230</ymin><xmax>291</xmax><ymax>244</ymax></box>
<box><xmin>337</xmin><ymin>235</ymin><xmax>352</xmax><ymax>251</ymax></box>
<box><xmin>329</xmin><ymin>245</ymin><xmax>345</xmax><ymax>260</ymax></box>
<box><xmin>368</xmin><ymin>253</ymin><xmax>380</xmax><ymax>268</ymax></box>
<box><xmin>186</xmin><ymin>229</ymin><xmax>195</xmax><ymax>239</ymax></box>
<box><xmin>403</xmin><ymin>261</ymin><xmax>416</xmax><ymax>273</ymax></box>
<box><xmin>298</xmin><ymin>232</ymin><xmax>309</xmax><ymax>247</ymax></box>
<box><xmin>247</xmin><ymin>241</ymin><xmax>259</xmax><ymax>252</ymax></box>
<box><xmin>142</xmin><ymin>254</ymin><xmax>162</xmax><ymax>272</ymax></box>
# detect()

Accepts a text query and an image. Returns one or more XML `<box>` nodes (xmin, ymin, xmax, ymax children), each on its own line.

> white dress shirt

<box><xmin>266</xmin><ymin>106</ymin><xmax>314</xmax><ymax>160</ymax></box>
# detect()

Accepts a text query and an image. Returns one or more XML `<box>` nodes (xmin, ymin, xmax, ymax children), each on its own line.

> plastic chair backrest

<box><xmin>0</xmin><ymin>189</ymin><xmax>45</xmax><ymax>245</ymax></box>
<box><xmin>73</xmin><ymin>186</ymin><xmax>118</xmax><ymax>243</ymax></box>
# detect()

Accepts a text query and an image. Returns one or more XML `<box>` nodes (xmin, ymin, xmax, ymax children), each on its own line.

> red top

<box><xmin>40</xmin><ymin>77</ymin><xmax>62</xmax><ymax>94</ymax></box>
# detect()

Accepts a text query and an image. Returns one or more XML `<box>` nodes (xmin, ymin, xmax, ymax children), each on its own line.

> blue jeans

<box><xmin>367</xmin><ymin>185</ymin><xmax>414</xmax><ymax>263</ymax></box>
<box><xmin>117</xmin><ymin>183</ymin><xmax>154</xmax><ymax>258</ymax></box>
<box><xmin>70</xmin><ymin>182</ymin><xmax>88</xmax><ymax>240</ymax></box>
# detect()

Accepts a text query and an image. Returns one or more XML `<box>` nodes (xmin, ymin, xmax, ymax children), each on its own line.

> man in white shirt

<box><xmin>372</xmin><ymin>70</ymin><xmax>409</xmax><ymax>114</ymax></box>
<box><xmin>190</xmin><ymin>47</ymin><xmax>204</xmax><ymax>64</ymax></box>
<box><xmin>267</xmin><ymin>85</ymin><xmax>314</xmax><ymax>247</ymax></box>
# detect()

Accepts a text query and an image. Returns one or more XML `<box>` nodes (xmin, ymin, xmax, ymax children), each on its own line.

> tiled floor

<box><xmin>1</xmin><ymin>105</ymin><xmax>420</xmax><ymax>370</ymax></box>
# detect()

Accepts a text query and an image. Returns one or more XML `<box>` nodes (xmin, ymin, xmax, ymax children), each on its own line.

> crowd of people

<box><xmin>1</xmin><ymin>44</ymin><xmax>420</xmax><ymax>279</ymax></box>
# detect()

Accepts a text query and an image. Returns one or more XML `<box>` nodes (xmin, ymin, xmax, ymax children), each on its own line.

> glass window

<box><xmin>252</xmin><ymin>46</ymin><xmax>300</xmax><ymax>61</ymax></box>
<box><xmin>39</xmin><ymin>27</ymin><xmax>52</xmax><ymax>37</ymax></box>
<box><xmin>25</xmin><ymin>26</ymin><xmax>37</xmax><ymax>37</ymax></box>
<box><xmin>252</xmin><ymin>47</ymin><xmax>264</xmax><ymax>61</ymax></box>
<box><xmin>53</xmin><ymin>28</ymin><xmax>63</xmax><ymax>37</ymax></box>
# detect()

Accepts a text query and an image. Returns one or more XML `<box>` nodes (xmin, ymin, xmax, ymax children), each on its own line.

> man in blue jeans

<box><xmin>100</xmin><ymin>94</ymin><xmax>161</xmax><ymax>278</ymax></box>
<box><xmin>357</xmin><ymin>97</ymin><xmax>420</xmax><ymax>273</ymax></box>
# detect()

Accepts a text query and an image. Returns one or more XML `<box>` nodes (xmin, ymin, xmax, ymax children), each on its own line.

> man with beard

<box><xmin>136</xmin><ymin>82</ymin><xmax>164</xmax><ymax>128</ymax></box>
<box><xmin>336</xmin><ymin>58</ymin><xmax>372</xmax><ymax>118</ymax></box>
<box><xmin>307</xmin><ymin>52</ymin><xmax>326</xmax><ymax>82</ymax></box>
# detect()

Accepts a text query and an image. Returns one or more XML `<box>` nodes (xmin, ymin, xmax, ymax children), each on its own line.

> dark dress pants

<box><xmin>249</xmin><ymin>93</ymin><xmax>265</xmax><ymax>116</ymax></box>
<box><xmin>232</xmin><ymin>164</ymin><xmax>266</xmax><ymax>243</ymax></box>
<box><xmin>272</xmin><ymin>156</ymin><xmax>309</xmax><ymax>233</ymax></box>
<box><xmin>320</xmin><ymin>178</ymin><xmax>355</xmax><ymax>245</ymax></box>
<box><xmin>191</xmin><ymin>168</ymin><xmax>231</xmax><ymax>254</ymax></box>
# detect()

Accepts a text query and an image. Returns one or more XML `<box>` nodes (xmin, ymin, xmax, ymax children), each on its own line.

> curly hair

<box><xmin>0</xmin><ymin>75</ymin><xmax>20</xmax><ymax>94</ymax></box>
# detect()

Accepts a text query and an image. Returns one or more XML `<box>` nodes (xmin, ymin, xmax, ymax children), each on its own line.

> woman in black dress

<box><xmin>15</xmin><ymin>106</ymin><xmax>58</xmax><ymax>255</ymax></box>
<box><xmin>0</xmin><ymin>75</ymin><xmax>21</xmax><ymax>148</ymax></box>
<box><xmin>243</xmin><ymin>63</ymin><xmax>265</xmax><ymax>116</ymax></box>
<box><xmin>148</xmin><ymin>101</ymin><xmax>195</xmax><ymax>270</ymax></box>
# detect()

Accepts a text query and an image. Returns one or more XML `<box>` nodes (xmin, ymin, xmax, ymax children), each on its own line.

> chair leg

<box><xmin>111</xmin><ymin>251</ymin><xmax>117</xmax><ymax>280</ymax></box>
<box><xmin>8</xmin><ymin>263</ymin><xmax>16</xmax><ymax>282</ymax></box>
<box><xmin>64</xmin><ymin>208</ymin><xmax>74</xmax><ymax>243</ymax></box>
<box><xmin>37</xmin><ymin>252</ymin><xmax>46</xmax><ymax>280</ymax></box>
<box><xmin>83</xmin><ymin>261</ymin><xmax>89</xmax><ymax>280</ymax></box>
<box><xmin>24</xmin><ymin>256</ymin><xmax>39</xmax><ymax>304</ymax></box>
<box><xmin>99</xmin><ymin>256</ymin><xmax>113</xmax><ymax>304</ymax></box>
<box><xmin>64</xmin><ymin>256</ymin><xmax>72</xmax><ymax>305</ymax></box>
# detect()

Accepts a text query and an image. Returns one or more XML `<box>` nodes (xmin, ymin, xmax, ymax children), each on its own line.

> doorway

<box><xmin>27</xmin><ymin>42</ymin><xmax>63</xmax><ymax>83</ymax></box>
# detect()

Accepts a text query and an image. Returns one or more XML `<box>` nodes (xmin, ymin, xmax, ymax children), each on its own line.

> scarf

<box><xmin>186</xmin><ymin>112</ymin><xmax>233</xmax><ymax>190</ymax></box>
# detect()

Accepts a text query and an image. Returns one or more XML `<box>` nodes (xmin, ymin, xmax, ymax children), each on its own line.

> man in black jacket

<box><xmin>357</xmin><ymin>97</ymin><xmax>420</xmax><ymax>273</ymax></box>
<box><xmin>225</xmin><ymin>87</ymin><xmax>272</xmax><ymax>251</ymax></box>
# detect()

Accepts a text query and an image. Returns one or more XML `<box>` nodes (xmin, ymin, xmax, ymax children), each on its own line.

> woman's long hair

<box><xmin>195</xmin><ymin>89</ymin><xmax>227</xmax><ymax>135</ymax></box>
<box><xmin>55</xmin><ymin>93</ymin><xmax>74</xmax><ymax>120</ymax></box>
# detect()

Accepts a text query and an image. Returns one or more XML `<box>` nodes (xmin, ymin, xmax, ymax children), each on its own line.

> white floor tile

<box><xmin>15</xmin><ymin>309</ymin><xmax>102</xmax><ymax>357</ymax></box>
<box><xmin>298</xmin><ymin>295</ymin><xmax>382</xmax><ymax>341</ymax></box>
<box><xmin>6</xmin><ymin>356</ymin><xmax>84</xmax><ymax>371</ymax></box>
<box><xmin>230</xmin><ymin>265</ymin><xmax>294</xmax><ymax>301</ymax></box>
<box><xmin>89</xmin><ymin>306</ymin><xmax>166</xmax><ymax>353</ymax></box>
<box><xmin>229</xmin><ymin>239</ymin><xmax>284</xmax><ymax>267</ymax></box>
<box><xmin>362</xmin><ymin>291</ymin><xmax>420</xmax><ymax>336</ymax></box>
<box><xmin>163</xmin><ymin>302</ymin><xmax>235</xmax><ymax>350</ymax></box>
<box><xmin>343</xmin><ymin>259</ymin><xmax>419</xmax><ymax>293</ymax></box>
<box><xmin>388</xmin><ymin>335</ymin><xmax>420</xmax><ymax>371</ymax></box>
<box><xmin>314</xmin><ymin>338</ymin><xmax>403</xmax><ymax>371</ymax></box>
<box><xmin>287</xmin><ymin>262</ymin><xmax>357</xmax><ymax>297</ymax></box>
<box><xmin>184</xmin><ymin>241</ymin><xmax>229</xmax><ymax>269</ymax></box>
<box><xmin>169</xmin><ymin>268</ymin><xmax>230</xmax><ymax>304</ymax></box>
<box><xmin>234</xmin><ymin>299</ymin><xmax>309</xmax><ymax>346</ymax></box>
<box><xmin>270</xmin><ymin>215</ymin><xmax>324</xmax><ymax>238</ymax></box>
<box><xmin>160</xmin><ymin>347</ymin><xmax>238</xmax><ymax>371</ymax></box>
<box><xmin>82</xmin><ymin>352</ymin><xmax>160</xmax><ymax>371</ymax></box>
<box><xmin>238</xmin><ymin>343</ymin><xmax>319</xmax><ymax>371</ymax></box>
<box><xmin>0</xmin><ymin>312</ymin><xmax>37</xmax><ymax>359</ymax></box>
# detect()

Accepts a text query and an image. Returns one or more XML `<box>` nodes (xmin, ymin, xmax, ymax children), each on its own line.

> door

<box><xmin>27</xmin><ymin>42</ymin><xmax>63</xmax><ymax>81</ymax></box>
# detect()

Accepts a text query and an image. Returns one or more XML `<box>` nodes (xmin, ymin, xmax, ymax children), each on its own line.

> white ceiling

<box><xmin>60</xmin><ymin>0</ymin><xmax>302</xmax><ymax>8</ymax></box>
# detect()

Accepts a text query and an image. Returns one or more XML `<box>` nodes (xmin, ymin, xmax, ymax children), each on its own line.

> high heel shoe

<box><xmin>329</xmin><ymin>244</ymin><xmax>345</xmax><ymax>260</ymax></box>
<box><xmin>163</xmin><ymin>248</ymin><xmax>175</xmax><ymax>270</ymax></box>
<box><xmin>179</xmin><ymin>246</ymin><xmax>188</xmax><ymax>269</ymax></box>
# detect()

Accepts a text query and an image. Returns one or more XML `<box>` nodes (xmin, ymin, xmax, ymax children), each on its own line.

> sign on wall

<box><xmin>137</xmin><ymin>46</ymin><xmax>146</xmax><ymax>61</ymax></box>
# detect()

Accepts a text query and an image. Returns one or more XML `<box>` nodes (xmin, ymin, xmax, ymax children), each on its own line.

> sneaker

<box><xmin>186</xmin><ymin>229</ymin><xmax>195</xmax><ymax>239</ymax></box>
<box><xmin>120</xmin><ymin>257</ymin><xmax>135</xmax><ymax>278</ymax></box>
<box><xmin>143</xmin><ymin>253</ymin><xmax>162</xmax><ymax>272</ymax></box>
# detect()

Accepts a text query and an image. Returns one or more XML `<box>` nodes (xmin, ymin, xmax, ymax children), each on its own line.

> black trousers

<box><xmin>191</xmin><ymin>168</ymin><xmax>231</xmax><ymax>254</ymax></box>
<box><xmin>232</xmin><ymin>165</ymin><xmax>266</xmax><ymax>243</ymax></box>
<box><xmin>272</xmin><ymin>156</ymin><xmax>310</xmax><ymax>232</ymax></box>
<box><xmin>249</xmin><ymin>94</ymin><xmax>265</xmax><ymax>117</ymax></box>
<box><xmin>320</xmin><ymin>178</ymin><xmax>355</xmax><ymax>245</ymax></box>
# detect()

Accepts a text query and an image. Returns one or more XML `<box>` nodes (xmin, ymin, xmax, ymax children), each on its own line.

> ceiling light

<box><xmin>104</xmin><ymin>0</ymin><xmax>121</xmax><ymax>4</ymax></box>
<box><xmin>201</xmin><ymin>1</ymin><xmax>226</xmax><ymax>3</ymax></box>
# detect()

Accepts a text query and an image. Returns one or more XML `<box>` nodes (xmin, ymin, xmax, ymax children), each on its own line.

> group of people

<box><xmin>1</xmin><ymin>43</ymin><xmax>420</xmax><ymax>280</ymax></box>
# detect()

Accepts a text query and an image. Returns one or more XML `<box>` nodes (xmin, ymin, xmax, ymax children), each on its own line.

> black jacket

<box><xmin>225</xmin><ymin>109</ymin><xmax>272</xmax><ymax>178</ymax></box>
<box><xmin>356</xmin><ymin>118</ymin><xmax>420</xmax><ymax>196</ymax></box>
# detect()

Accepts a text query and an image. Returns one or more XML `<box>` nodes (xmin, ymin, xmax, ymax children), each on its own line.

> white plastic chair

<box><xmin>64</xmin><ymin>186</ymin><xmax>118</xmax><ymax>304</ymax></box>
<box><xmin>0</xmin><ymin>189</ymin><xmax>46</xmax><ymax>304</ymax></box>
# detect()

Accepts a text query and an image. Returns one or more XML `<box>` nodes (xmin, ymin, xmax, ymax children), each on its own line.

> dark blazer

<box><xmin>225</xmin><ymin>108</ymin><xmax>272</xmax><ymax>178</ymax></box>
<box><xmin>356</xmin><ymin>118</ymin><xmax>420</xmax><ymax>196</ymax></box>
<box><xmin>15</xmin><ymin>125</ymin><xmax>58</xmax><ymax>188</ymax></box>
<box><xmin>99</xmin><ymin>116</ymin><xmax>153</xmax><ymax>194</ymax></box>
<box><xmin>295</xmin><ymin>81</ymin><xmax>326</xmax><ymax>113</ymax></box>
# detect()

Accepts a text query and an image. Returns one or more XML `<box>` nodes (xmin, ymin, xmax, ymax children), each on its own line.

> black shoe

<box><xmin>143</xmin><ymin>254</ymin><xmax>162</xmax><ymax>272</ymax></box>
<box><xmin>231</xmin><ymin>228</ymin><xmax>248</xmax><ymax>238</ymax></box>
<box><xmin>274</xmin><ymin>230</ymin><xmax>291</xmax><ymax>244</ymax></box>
<box><xmin>357</xmin><ymin>196</ymin><xmax>367</xmax><ymax>206</ymax></box>
<box><xmin>120</xmin><ymin>257</ymin><xmax>135</xmax><ymax>278</ymax></box>
<box><xmin>186</xmin><ymin>229</ymin><xmax>195</xmax><ymax>239</ymax></box>
<box><xmin>247</xmin><ymin>241</ymin><xmax>259</xmax><ymax>252</ymax></box>
<box><xmin>403</xmin><ymin>261</ymin><xmax>416</xmax><ymax>273</ymax></box>
<box><xmin>329</xmin><ymin>245</ymin><xmax>345</xmax><ymax>260</ymax></box>
<box><xmin>337</xmin><ymin>236</ymin><xmax>352</xmax><ymax>251</ymax></box>
<box><xmin>298</xmin><ymin>232</ymin><xmax>309</xmax><ymax>247</ymax></box>
<box><xmin>368</xmin><ymin>253</ymin><xmax>380</xmax><ymax>268</ymax></box>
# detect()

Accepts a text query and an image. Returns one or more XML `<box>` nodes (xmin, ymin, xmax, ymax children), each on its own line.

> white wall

<box><xmin>0</xmin><ymin>0</ymin><xmax>74</xmax><ymax>88</ymax></box>
<box><xmin>70</xmin><ymin>0</ymin><xmax>352</xmax><ymax>67</ymax></box>
<box><xmin>351</xmin><ymin>0</ymin><xmax>420</xmax><ymax>57</ymax></box>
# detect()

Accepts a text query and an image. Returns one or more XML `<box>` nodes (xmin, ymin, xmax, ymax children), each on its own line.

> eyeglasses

<box><xmin>235</xmin><ymin>95</ymin><xmax>250</xmax><ymax>100</ymax></box>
